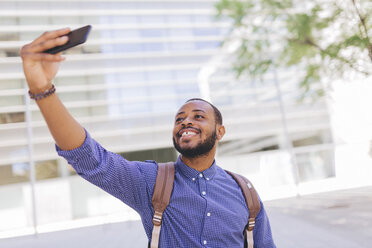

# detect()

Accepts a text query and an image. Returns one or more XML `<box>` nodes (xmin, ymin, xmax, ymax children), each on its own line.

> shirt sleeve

<box><xmin>253</xmin><ymin>199</ymin><xmax>277</xmax><ymax>248</ymax></box>
<box><xmin>55</xmin><ymin>130</ymin><xmax>158</xmax><ymax>215</ymax></box>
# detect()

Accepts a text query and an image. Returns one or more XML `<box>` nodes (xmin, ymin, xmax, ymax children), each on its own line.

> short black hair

<box><xmin>185</xmin><ymin>98</ymin><xmax>223</xmax><ymax>125</ymax></box>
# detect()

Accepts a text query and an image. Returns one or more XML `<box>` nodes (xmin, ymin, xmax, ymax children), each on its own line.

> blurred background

<box><xmin>0</xmin><ymin>0</ymin><xmax>371</xmax><ymax>247</ymax></box>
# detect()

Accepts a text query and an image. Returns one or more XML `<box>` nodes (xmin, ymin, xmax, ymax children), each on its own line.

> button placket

<box><xmin>199</xmin><ymin>174</ymin><xmax>207</xmax><ymax>198</ymax></box>
<box><xmin>199</xmin><ymin>175</ymin><xmax>209</xmax><ymax>247</ymax></box>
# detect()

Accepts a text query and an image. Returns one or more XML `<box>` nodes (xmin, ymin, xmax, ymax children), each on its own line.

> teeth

<box><xmin>182</xmin><ymin>131</ymin><xmax>195</xmax><ymax>136</ymax></box>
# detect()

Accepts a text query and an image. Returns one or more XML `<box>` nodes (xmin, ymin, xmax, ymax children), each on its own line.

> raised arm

<box><xmin>20</xmin><ymin>28</ymin><xmax>86</xmax><ymax>150</ymax></box>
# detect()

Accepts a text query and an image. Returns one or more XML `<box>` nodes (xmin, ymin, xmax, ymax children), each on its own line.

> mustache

<box><xmin>177</xmin><ymin>127</ymin><xmax>201</xmax><ymax>137</ymax></box>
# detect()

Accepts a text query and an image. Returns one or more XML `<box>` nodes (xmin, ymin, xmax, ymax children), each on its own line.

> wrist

<box><xmin>28</xmin><ymin>82</ymin><xmax>53</xmax><ymax>94</ymax></box>
<box><xmin>29</xmin><ymin>84</ymin><xmax>56</xmax><ymax>101</ymax></box>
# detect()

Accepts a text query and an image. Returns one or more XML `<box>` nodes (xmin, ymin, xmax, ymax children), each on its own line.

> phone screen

<box><xmin>43</xmin><ymin>25</ymin><xmax>91</xmax><ymax>54</ymax></box>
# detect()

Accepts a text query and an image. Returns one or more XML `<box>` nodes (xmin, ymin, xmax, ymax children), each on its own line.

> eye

<box><xmin>175</xmin><ymin>117</ymin><xmax>184</xmax><ymax>123</ymax></box>
<box><xmin>195</xmin><ymin>114</ymin><xmax>204</xmax><ymax>119</ymax></box>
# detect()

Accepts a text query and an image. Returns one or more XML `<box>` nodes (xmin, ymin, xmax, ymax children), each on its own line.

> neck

<box><xmin>180</xmin><ymin>149</ymin><xmax>216</xmax><ymax>172</ymax></box>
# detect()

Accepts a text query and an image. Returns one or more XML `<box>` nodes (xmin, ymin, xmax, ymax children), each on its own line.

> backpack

<box><xmin>150</xmin><ymin>162</ymin><xmax>261</xmax><ymax>248</ymax></box>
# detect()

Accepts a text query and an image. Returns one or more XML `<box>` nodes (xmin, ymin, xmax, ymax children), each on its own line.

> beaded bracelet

<box><xmin>28</xmin><ymin>84</ymin><xmax>56</xmax><ymax>100</ymax></box>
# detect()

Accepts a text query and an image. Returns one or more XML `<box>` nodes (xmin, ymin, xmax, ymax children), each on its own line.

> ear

<box><xmin>216</xmin><ymin>125</ymin><xmax>225</xmax><ymax>141</ymax></box>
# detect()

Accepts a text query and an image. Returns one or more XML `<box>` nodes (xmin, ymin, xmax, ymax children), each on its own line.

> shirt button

<box><xmin>203</xmin><ymin>240</ymin><xmax>207</xmax><ymax>245</ymax></box>
<box><xmin>202</xmin><ymin>191</ymin><xmax>206</xmax><ymax>195</ymax></box>
<box><xmin>207</xmin><ymin>212</ymin><xmax>211</xmax><ymax>216</ymax></box>
<box><xmin>192</xmin><ymin>178</ymin><xmax>196</xmax><ymax>181</ymax></box>
<box><xmin>199</xmin><ymin>173</ymin><xmax>203</xmax><ymax>178</ymax></box>
<box><xmin>206</xmin><ymin>177</ymin><xmax>210</xmax><ymax>181</ymax></box>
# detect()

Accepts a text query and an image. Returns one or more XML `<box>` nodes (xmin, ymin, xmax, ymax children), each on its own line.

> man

<box><xmin>21</xmin><ymin>28</ymin><xmax>276</xmax><ymax>247</ymax></box>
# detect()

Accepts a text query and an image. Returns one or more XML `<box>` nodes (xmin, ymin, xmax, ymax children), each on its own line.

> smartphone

<box><xmin>43</xmin><ymin>25</ymin><xmax>92</xmax><ymax>54</ymax></box>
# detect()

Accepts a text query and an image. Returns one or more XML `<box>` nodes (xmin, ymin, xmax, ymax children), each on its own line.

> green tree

<box><xmin>216</xmin><ymin>0</ymin><xmax>372</xmax><ymax>98</ymax></box>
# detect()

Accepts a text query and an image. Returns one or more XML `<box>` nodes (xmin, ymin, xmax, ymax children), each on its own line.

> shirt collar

<box><xmin>175</xmin><ymin>156</ymin><xmax>217</xmax><ymax>181</ymax></box>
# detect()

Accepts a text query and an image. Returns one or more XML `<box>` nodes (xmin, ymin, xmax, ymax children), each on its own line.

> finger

<box><xmin>30</xmin><ymin>27</ymin><xmax>71</xmax><ymax>46</ymax></box>
<box><xmin>29</xmin><ymin>36</ymin><xmax>69</xmax><ymax>53</ymax></box>
<box><xmin>22</xmin><ymin>52</ymin><xmax>66</xmax><ymax>62</ymax></box>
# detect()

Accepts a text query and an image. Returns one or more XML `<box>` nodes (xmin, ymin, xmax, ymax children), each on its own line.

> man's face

<box><xmin>172</xmin><ymin>100</ymin><xmax>220</xmax><ymax>158</ymax></box>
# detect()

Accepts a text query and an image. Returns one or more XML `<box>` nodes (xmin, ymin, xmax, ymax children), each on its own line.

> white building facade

<box><xmin>0</xmin><ymin>0</ymin><xmax>371</xmax><ymax>241</ymax></box>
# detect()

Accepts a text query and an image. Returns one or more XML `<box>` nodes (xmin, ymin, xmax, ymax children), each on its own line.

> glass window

<box><xmin>56</xmin><ymin>76</ymin><xmax>87</xmax><ymax>87</ymax></box>
<box><xmin>88</xmin><ymin>105</ymin><xmax>108</xmax><ymax>116</ymax></box>
<box><xmin>167</xmin><ymin>15</ymin><xmax>192</xmax><ymax>23</ymax></box>
<box><xmin>146</xmin><ymin>70</ymin><xmax>173</xmax><ymax>81</ymax></box>
<box><xmin>31</xmin><ymin>110</ymin><xmax>46</xmax><ymax>122</ymax></box>
<box><xmin>100</xmin><ymin>44</ymin><xmax>114</xmax><ymax>53</ymax></box>
<box><xmin>122</xmin><ymin>101</ymin><xmax>149</xmax><ymax>115</ymax></box>
<box><xmin>195</xmin><ymin>41</ymin><xmax>222</xmax><ymax>50</ymax></box>
<box><xmin>169</xmin><ymin>42</ymin><xmax>195</xmax><ymax>51</ymax></box>
<box><xmin>16</xmin><ymin>1</ymin><xmax>49</xmax><ymax>10</ymax></box>
<box><xmin>81</xmin><ymin>2</ymin><xmax>113</xmax><ymax>9</ymax></box>
<box><xmin>0</xmin><ymin>79</ymin><xmax>25</xmax><ymax>90</ymax></box>
<box><xmin>88</xmin><ymin>75</ymin><xmax>105</xmax><ymax>85</ymax></box>
<box><xmin>120</xmin><ymin>87</ymin><xmax>148</xmax><ymax>99</ymax></box>
<box><xmin>0</xmin><ymin>112</ymin><xmax>25</xmax><ymax>124</ymax></box>
<box><xmin>176</xmin><ymin>83</ymin><xmax>200</xmax><ymax>95</ymax></box>
<box><xmin>0</xmin><ymin>183</ymin><xmax>30</xmax><ymax>231</ymax></box>
<box><xmin>18</xmin><ymin>31</ymin><xmax>42</xmax><ymax>42</ymax></box>
<box><xmin>174</xmin><ymin>69</ymin><xmax>199</xmax><ymax>80</ymax></box>
<box><xmin>140</xmin><ymin>29</ymin><xmax>166</xmax><ymax>38</ymax></box>
<box><xmin>142</xmin><ymin>42</ymin><xmax>165</xmax><ymax>52</ymax></box>
<box><xmin>0</xmin><ymin>33</ymin><xmax>19</xmax><ymax>42</ymax></box>
<box><xmin>51</xmin><ymin>16</ymin><xmax>80</xmax><ymax>25</ymax></box>
<box><xmin>59</xmin><ymin>90</ymin><xmax>91</xmax><ymax>102</ymax></box>
<box><xmin>0</xmin><ymin>126</ymin><xmax>28</xmax><ymax>152</ymax></box>
<box><xmin>148</xmin><ymin>85</ymin><xmax>176</xmax><ymax>96</ymax></box>
<box><xmin>0</xmin><ymin>17</ymin><xmax>17</xmax><ymax>25</ymax></box>
<box><xmin>115</xmin><ymin>72</ymin><xmax>145</xmax><ymax>84</ymax></box>
<box><xmin>115</xmin><ymin>29</ymin><xmax>140</xmax><ymax>39</ymax></box>
<box><xmin>46</xmin><ymin>1</ymin><xmax>79</xmax><ymax>10</ymax></box>
<box><xmin>34</xmin><ymin>160</ymin><xmax>74</xmax><ymax>225</ymax></box>
<box><xmin>0</xmin><ymin>163</ymin><xmax>29</xmax><ymax>186</ymax></box>
<box><xmin>193</xmin><ymin>28</ymin><xmax>220</xmax><ymax>36</ymax></box>
<box><xmin>81</xmin><ymin>16</ymin><xmax>100</xmax><ymax>25</ymax></box>
<box><xmin>107</xmin><ymin>102</ymin><xmax>122</xmax><ymax>116</ymax></box>
<box><xmin>35</xmin><ymin>160</ymin><xmax>59</xmax><ymax>181</ymax></box>
<box><xmin>111</xmin><ymin>16</ymin><xmax>139</xmax><ymax>25</ymax></box>
<box><xmin>114</xmin><ymin>43</ymin><xmax>143</xmax><ymax>53</ymax></box>
<box><xmin>69</xmin><ymin>176</ymin><xmax>131</xmax><ymax>220</ymax></box>
<box><xmin>168</xmin><ymin>28</ymin><xmax>193</xmax><ymax>37</ymax></box>
<box><xmin>151</xmin><ymin>99</ymin><xmax>178</xmax><ymax>112</ymax></box>
<box><xmin>296</xmin><ymin>149</ymin><xmax>335</xmax><ymax>182</ymax></box>
<box><xmin>83</xmin><ymin>44</ymin><xmax>101</xmax><ymax>54</ymax></box>
<box><xmin>192</xmin><ymin>15</ymin><xmax>212</xmax><ymax>23</ymax></box>
<box><xmin>0</xmin><ymin>95</ymin><xmax>24</xmax><ymax>107</ymax></box>
<box><xmin>139</xmin><ymin>15</ymin><xmax>165</xmax><ymax>24</ymax></box>
<box><xmin>18</xmin><ymin>16</ymin><xmax>49</xmax><ymax>26</ymax></box>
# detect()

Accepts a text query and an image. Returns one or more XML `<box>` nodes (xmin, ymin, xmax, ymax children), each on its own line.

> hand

<box><xmin>20</xmin><ymin>28</ymin><xmax>71</xmax><ymax>92</ymax></box>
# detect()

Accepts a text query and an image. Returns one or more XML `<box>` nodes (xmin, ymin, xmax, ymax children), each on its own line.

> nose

<box><xmin>181</xmin><ymin>116</ymin><xmax>193</xmax><ymax>126</ymax></box>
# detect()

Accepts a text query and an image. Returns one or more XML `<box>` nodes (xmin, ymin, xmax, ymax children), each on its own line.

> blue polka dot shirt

<box><xmin>57</xmin><ymin>131</ymin><xmax>276</xmax><ymax>248</ymax></box>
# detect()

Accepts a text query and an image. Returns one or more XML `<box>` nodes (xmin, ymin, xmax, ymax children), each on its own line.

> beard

<box><xmin>173</xmin><ymin>128</ymin><xmax>217</xmax><ymax>158</ymax></box>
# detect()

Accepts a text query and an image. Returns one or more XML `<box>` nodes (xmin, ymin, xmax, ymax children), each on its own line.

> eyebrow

<box><xmin>176</xmin><ymin>109</ymin><xmax>206</xmax><ymax>116</ymax></box>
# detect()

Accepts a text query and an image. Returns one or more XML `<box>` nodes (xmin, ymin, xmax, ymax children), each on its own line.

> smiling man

<box><xmin>172</xmin><ymin>98</ymin><xmax>225</xmax><ymax>171</ymax></box>
<box><xmin>21</xmin><ymin>29</ymin><xmax>276</xmax><ymax>248</ymax></box>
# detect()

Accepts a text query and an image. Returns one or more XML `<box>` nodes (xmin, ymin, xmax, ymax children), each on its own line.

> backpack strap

<box><xmin>225</xmin><ymin>170</ymin><xmax>261</xmax><ymax>248</ymax></box>
<box><xmin>150</xmin><ymin>162</ymin><xmax>175</xmax><ymax>248</ymax></box>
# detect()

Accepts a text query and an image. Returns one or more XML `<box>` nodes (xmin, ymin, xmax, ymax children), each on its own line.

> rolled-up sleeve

<box><xmin>56</xmin><ymin>130</ymin><xmax>157</xmax><ymax>215</ymax></box>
